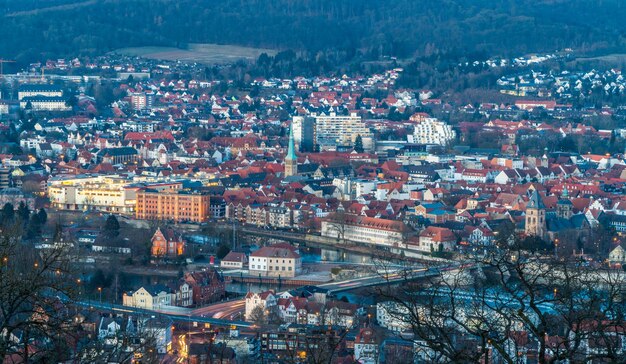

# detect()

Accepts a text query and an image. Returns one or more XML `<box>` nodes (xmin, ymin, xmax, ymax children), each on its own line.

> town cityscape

<box><xmin>1</xmin><ymin>1</ymin><xmax>626</xmax><ymax>363</ymax></box>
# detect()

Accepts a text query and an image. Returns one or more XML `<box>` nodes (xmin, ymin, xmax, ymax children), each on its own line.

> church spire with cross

<box><xmin>285</xmin><ymin>124</ymin><xmax>298</xmax><ymax>177</ymax></box>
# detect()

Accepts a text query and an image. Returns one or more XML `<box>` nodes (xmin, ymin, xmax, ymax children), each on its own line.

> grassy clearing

<box><xmin>114</xmin><ymin>43</ymin><xmax>278</xmax><ymax>64</ymax></box>
<box><xmin>6</xmin><ymin>0</ymin><xmax>97</xmax><ymax>17</ymax></box>
<box><xmin>574</xmin><ymin>54</ymin><xmax>626</xmax><ymax>63</ymax></box>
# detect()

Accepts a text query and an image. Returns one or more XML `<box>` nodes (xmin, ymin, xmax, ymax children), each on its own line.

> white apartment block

<box><xmin>412</xmin><ymin>118</ymin><xmax>456</xmax><ymax>145</ymax></box>
<box><xmin>314</xmin><ymin>112</ymin><xmax>374</xmax><ymax>151</ymax></box>
<box><xmin>268</xmin><ymin>206</ymin><xmax>293</xmax><ymax>228</ymax></box>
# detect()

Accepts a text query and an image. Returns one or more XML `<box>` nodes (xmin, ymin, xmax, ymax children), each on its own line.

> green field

<box><xmin>113</xmin><ymin>43</ymin><xmax>278</xmax><ymax>64</ymax></box>
<box><xmin>574</xmin><ymin>54</ymin><xmax>626</xmax><ymax>64</ymax></box>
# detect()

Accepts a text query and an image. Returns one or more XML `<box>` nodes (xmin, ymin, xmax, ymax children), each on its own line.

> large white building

<box><xmin>48</xmin><ymin>174</ymin><xmax>138</xmax><ymax>213</ymax></box>
<box><xmin>314</xmin><ymin>112</ymin><xmax>374</xmax><ymax>151</ymax></box>
<box><xmin>18</xmin><ymin>84</ymin><xmax>63</xmax><ymax>100</ymax></box>
<box><xmin>321</xmin><ymin>214</ymin><xmax>407</xmax><ymax>247</ymax></box>
<box><xmin>248</xmin><ymin>245</ymin><xmax>302</xmax><ymax>278</ymax></box>
<box><xmin>20</xmin><ymin>96</ymin><xmax>71</xmax><ymax>111</ymax></box>
<box><xmin>412</xmin><ymin>118</ymin><xmax>456</xmax><ymax>146</ymax></box>
<box><xmin>18</xmin><ymin>84</ymin><xmax>69</xmax><ymax>111</ymax></box>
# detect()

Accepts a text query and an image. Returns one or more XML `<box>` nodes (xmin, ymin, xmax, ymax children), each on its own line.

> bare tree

<box><xmin>76</xmin><ymin>314</ymin><xmax>165</xmax><ymax>364</ymax></box>
<box><xmin>267</xmin><ymin>325</ymin><xmax>352</xmax><ymax>364</ymax></box>
<box><xmin>375</xmin><ymin>239</ymin><xmax>626</xmax><ymax>364</ymax></box>
<box><xmin>322</xmin><ymin>210</ymin><xmax>350</xmax><ymax>245</ymax></box>
<box><xmin>0</xmin><ymin>222</ymin><xmax>78</xmax><ymax>362</ymax></box>
<box><xmin>248</xmin><ymin>305</ymin><xmax>267</xmax><ymax>326</ymax></box>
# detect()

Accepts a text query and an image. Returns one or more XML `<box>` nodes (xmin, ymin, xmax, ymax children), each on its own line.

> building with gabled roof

<box><xmin>150</xmin><ymin>227</ymin><xmax>185</xmax><ymax>257</ymax></box>
<box><xmin>249</xmin><ymin>244</ymin><xmax>302</xmax><ymax>277</ymax></box>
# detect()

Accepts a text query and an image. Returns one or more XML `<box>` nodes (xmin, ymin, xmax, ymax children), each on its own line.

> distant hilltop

<box><xmin>1</xmin><ymin>0</ymin><xmax>625</xmax><ymax>64</ymax></box>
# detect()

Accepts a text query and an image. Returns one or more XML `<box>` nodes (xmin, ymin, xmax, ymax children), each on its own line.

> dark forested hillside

<box><xmin>1</xmin><ymin>0</ymin><xmax>625</xmax><ymax>64</ymax></box>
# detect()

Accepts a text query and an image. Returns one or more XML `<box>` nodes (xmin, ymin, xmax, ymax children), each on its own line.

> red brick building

<box><xmin>150</xmin><ymin>227</ymin><xmax>185</xmax><ymax>257</ymax></box>
<box><xmin>183</xmin><ymin>269</ymin><xmax>225</xmax><ymax>305</ymax></box>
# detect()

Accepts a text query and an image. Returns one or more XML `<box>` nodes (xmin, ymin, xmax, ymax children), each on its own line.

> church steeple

<box><xmin>557</xmin><ymin>186</ymin><xmax>573</xmax><ymax>219</ymax></box>
<box><xmin>285</xmin><ymin>124</ymin><xmax>298</xmax><ymax>177</ymax></box>
<box><xmin>525</xmin><ymin>189</ymin><xmax>546</xmax><ymax>238</ymax></box>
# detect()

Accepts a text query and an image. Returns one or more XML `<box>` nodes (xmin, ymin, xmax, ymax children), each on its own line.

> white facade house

<box><xmin>176</xmin><ymin>282</ymin><xmax>194</xmax><ymax>307</ymax></box>
<box><xmin>220</xmin><ymin>251</ymin><xmax>248</xmax><ymax>269</ymax></box>
<box><xmin>376</xmin><ymin>301</ymin><xmax>411</xmax><ymax>332</ymax></box>
<box><xmin>248</xmin><ymin>245</ymin><xmax>302</xmax><ymax>278</ymax></box>
<box><xmin>609</xmin><ymin>246</ymin><xmax>626</xmax><ymax>265</ymax></box>
<box><xmin>244</xmin><ymin>291</ymin><xmax>277</xmax><ymax>321</ymax></box>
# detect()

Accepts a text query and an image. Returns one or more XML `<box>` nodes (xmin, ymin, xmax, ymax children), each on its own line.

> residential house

<box><xmin>151</xmin><ymin>227</ymin><xmax>185</xmax><ymax>257</ymax></box>
<box><xmin>220</xmin><ymin>251</ymin><xmax>248</xmax><ymax>269</ymax></box>
<box><xmin>415</xmin><ymin>226</ymin><xmax>457</xmax><ymax>253</ymax></box>
<box><xmin>249</xmin><ymin>244</ymin><xmax>302</xmax><ymax>278</ymax></box>
<box><xmin>245</xmin><ymin>291</ymin><xmax>277</xmax><ymax>321</ymax></box>
<box><xmin>183</xmin><ymin>269</ymin><xmax>226</xmax><ymax>305</ymax></box>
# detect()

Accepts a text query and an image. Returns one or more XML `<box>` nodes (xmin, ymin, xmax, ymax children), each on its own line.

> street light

<box><xmin>98</xmin><ymin>287</ymin><xmax>102</xmax><ymax>302</ymax></box>
<box><xmin>554</xmin><ymin>238</ymin><xmax>559</xmax><ymax>258</ymax></box>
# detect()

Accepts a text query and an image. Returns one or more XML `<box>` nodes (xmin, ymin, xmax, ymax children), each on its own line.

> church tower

<box><xmin>525</xmin><ymin>189</ymin><xmax>546</xmax><ymax>238</ymax></box>
<box><xmin>556</xmin><ymin>186</ymin><xmax>573</xmax><ymax>219</ymax></box>
<box><xmin>541</xmin><ymin>147</ymin><xmax>549</xmax><ymax>167</ymax></box>
<box><xmin>285</xmin><ymin>124</ymin><xmax>298</xmax><ymax>177</ymax></box>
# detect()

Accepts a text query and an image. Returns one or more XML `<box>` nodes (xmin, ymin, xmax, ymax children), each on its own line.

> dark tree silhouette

<box><xmin>354</xmin><ymin>134</ymin><xmax>364</xmax><ymax>153</ymax></box>
<box><xmin>103</xmin><ymin>215</ymin><xmax>120</xmax><ymax>238</ymax></box>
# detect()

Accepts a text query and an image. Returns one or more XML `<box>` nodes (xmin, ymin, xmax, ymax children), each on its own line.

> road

<box><xmin>190</xmin><ymin>299</ymin><xmax>246</xmax><ymax>320</ymax></box>
<box><xmin>73</xmin><ymin>264</ymin><xmax>462</xmax><ymax>329</ymax></box>
<box><xmin>73</xmin><ymin>300</ymin><xmax>254</xmax><ymax>328</ymax></box>
<box><xmin>317</xmin><ymin>266</ymin><xmax>439</xmax><ymax>293</ymax></box>
<box><xmin>182</xmin><ymin>266</ymin><xmax>446</xmax><ymax>321</ymax></box>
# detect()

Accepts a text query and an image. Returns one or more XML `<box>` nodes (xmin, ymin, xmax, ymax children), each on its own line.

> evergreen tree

<box><xmin>17</xmin><ymin>201</ymin><xmax>29</xmax><ymax>223</ymax></box>
<box><xmin>37</xmin><ymin>208</ymin><xmax>47</xmax><ymax>225</ymax></box>
<box><xmin>103</xmin><ymin>215</ymin><xmax>120</xmax><ymax>237</ymax></box>
<box><xmin>26</xmin><ymin>213</ymin><xmax>43</xmax><ymax>239</ymax></box>
<box><xmin>354</xmin><ymin>134</ymin><xmax>364</xmax><ymax>153</ymax></box>
<box><xmin>1</xmin><ymin>203</ymin><xmax>14</xmax><ymax>222</ymax></box>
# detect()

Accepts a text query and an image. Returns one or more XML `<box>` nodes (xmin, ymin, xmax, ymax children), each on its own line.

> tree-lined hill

<box><xmin>1</xmin><ymin>0</ymin><xmax>625</xmax><ymax>64</ymax></box>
